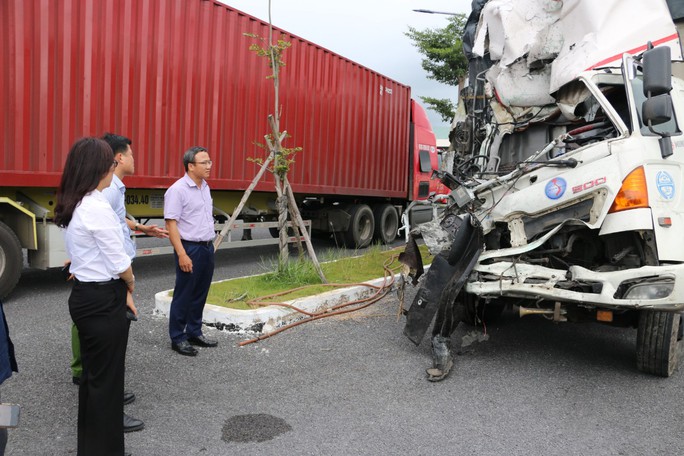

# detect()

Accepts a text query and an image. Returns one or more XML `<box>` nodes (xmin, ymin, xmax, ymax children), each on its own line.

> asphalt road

<box><xmin>3</xmin><ymin>236</ymin><xmax>684</xmax><ymax>455</ymax></box>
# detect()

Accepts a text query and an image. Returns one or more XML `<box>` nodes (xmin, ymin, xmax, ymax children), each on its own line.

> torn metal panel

<box><xmin>398</xmin><ymin>236</ymin><xmax>424</xmax><ymax>286</ymax></box>
<box><xmin>486</xmin><ymin>62</ymin><xmax>556</xmax><ymax>107</ymax></box>
<box><xmin>472</xmin><ymin>0</ymin><xmax>682</xmax><ymax>105</ymax></box>
<box><xmin>403</xmin><ymin>216</ymin><xmax>483</xmax><ymax>345</ymax></box>
<box><xmin>473</xmin><ymin>0</ymin><xmax>563</xmax><ymax>67</ymax></box>
<box><xmin>551</xmin><ymin>0</ymin><xmax>683</xmax><ymax>92</ymax></box>
<box><xmin>412</xmin><ymin>217</ymin><xmax>454</xmax><ymax>256</ymax></box>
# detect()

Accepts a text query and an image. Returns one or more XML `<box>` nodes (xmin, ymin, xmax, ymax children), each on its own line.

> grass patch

<box><xmin>203</xmin><ymin>244</ymin><xmax>432</xmax><ymax>310</ymax></box>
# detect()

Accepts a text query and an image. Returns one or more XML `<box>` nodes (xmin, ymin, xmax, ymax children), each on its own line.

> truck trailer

<box><xmin>0</xmin><ymin>0</ymin><xmax>446</xmax><ymax>299</ymax></box>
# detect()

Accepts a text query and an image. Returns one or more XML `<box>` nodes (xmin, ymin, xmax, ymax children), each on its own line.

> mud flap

<box><xmin>403</xmin><ymin>217</ymin><xmax>483</xmax><ymax>345</ymax></box>
<box><xmin>403</xmin><ymin>254</ymin><xmax>460</xmax><ymax>345</ymax></box>
<box><xmin>398</xmin><ymin>236</ymin><xmax>424</xmax><ymax>286</ymax></box>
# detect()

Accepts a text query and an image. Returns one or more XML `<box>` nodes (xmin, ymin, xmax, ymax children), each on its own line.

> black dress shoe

<box><xmin>171</xmin><ymin>340</ymin><xmax>198</xmax><ymax>356</ymax></box>
<box><xmin>72</xmin><ymin>376</ymin><xmax>80</xmax><ymax>386</ymax></box>
<box><xmin>188</xmin><ymin>335</ymin><xmax>218</xmax><ymax>347</ymax></box>
<box><xmin>123</xmin><ymin>413</ymin><xmax>144</xmax><ymax>433</ymax></box>
<box><xmin>123</xmin><ymin>391</ymin><xmax>135</xmax><ymax>405</ymax></box>
<box><xmin>125</xmin><ymin>453</ymin><xmax>131</xmax><ymax>456</ymax></box>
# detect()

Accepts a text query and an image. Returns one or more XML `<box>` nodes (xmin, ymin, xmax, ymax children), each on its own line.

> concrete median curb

<box><xmin>154</xmin><ymin>273</ymin><xmax>405</xmax><ymax>334</ymax></box>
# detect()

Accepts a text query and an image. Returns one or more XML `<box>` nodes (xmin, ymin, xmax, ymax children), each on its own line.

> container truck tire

<box><xmin>0</xmin><ymin>221</ymin><xmax>22</xmax><ymax>300</ymax></box>
<box><xmin>343</xmin><ymin>204</ymin><xmax>374</xmax><ymax>249</ymax></box>
<box><xmin>636</xmin><ymin>310</ymin><xmax>680</xmax><ymax>377</ymax></box>
<box><xmin>372</xmin><ymin>204</ymin><xmax>398</xmax><ymax>244</ymax></box>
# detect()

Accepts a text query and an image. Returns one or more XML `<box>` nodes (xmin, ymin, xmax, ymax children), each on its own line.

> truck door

<box><xmin>623</xmin><ymin>51</ymin><xmax>684</xmax><ymax>262</ymax></box>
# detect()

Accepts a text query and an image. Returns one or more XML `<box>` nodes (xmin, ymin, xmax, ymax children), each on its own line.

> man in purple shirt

<box><xmin>164</xmin><ymin>146</ymin><xmax>218</xmax><ymax>356</ymax></box>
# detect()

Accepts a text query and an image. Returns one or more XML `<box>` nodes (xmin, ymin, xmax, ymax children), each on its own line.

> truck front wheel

<box><xmin>636</xmin><ymin>310</ymin><xmax>680</xmax><ymax>377</ymax></box>
<box><xmin>0</xmin><ymin>221</ymin><xmax>22</xmax><ymax>299</ymax></box>
<box><xmin>343</xmin><ymin>204</ymin><xmax>374</xmax><ymax>249</ymax></box>
<box><xmin>373</xmin><ymin>204</ymin><xmax>398</xmax><ymax>244</ymax></box>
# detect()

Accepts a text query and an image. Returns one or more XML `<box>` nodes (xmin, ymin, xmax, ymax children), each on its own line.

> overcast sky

<box><xmin>223</xmin><ymin>0</ymin><xmax>474</xmax><ymax>138</ymax></box>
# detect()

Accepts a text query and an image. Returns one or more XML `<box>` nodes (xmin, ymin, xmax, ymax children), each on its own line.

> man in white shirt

<box><xmin>101</xmin><ymin>133</ymin><xmax>169</xmax><ymax>256</ymax></box>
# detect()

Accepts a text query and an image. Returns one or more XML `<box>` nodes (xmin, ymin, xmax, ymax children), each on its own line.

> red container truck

<box><xmin>0</xmin><ymin>0</ymin><xmax>445</xmax><ymax>298</ymax></box>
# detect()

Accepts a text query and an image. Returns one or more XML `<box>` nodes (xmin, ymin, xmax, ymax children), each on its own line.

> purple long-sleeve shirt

<box><xmin>163</xmin><ymin>174</ymin><xmax>215</xmax><ymax>242</ymax></box>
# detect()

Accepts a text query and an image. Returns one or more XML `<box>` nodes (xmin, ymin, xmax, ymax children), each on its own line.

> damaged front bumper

<box><xmin>465</xmin><ymin>220</ymin><xmax>684</xmax><ymax>311</ymax></box>
<box><xmin>468</xmin><ymin>261</ymin><xmax>684</xmax><ymax>311</ymax></box>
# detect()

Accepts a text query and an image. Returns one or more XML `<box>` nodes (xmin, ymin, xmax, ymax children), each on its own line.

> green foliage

<box><xmin>405</xmin><ymin>14</ymin><xmax>469</xmax><ymax>87</ymax></box>
<box><xmin>405</xmin><ymin>15</ymin><xmax>467</xmax><ymax>124</ymax></box>
<box><xmin>244</xmin><ymin>33</ymin><xmax>301</xmax><ymax>177</ymax></box>
<box><xmin>419</xmin><ymin>96</ymin><xmax>456</xmax><ymax>123</ymax></box>
<box><xmin>248</xmin><ymin>135</ymin><xmax>302</xmax><ymax>179</ymax></box>
<box><xmin>263</xmin><ymin>257</ymin><xmax>320</xmax><ymax>285</ymax></box>
<box><xmin>243</xmin><ymin>33</ymin><xmax>291</xmax><ymax>78</ymax></box>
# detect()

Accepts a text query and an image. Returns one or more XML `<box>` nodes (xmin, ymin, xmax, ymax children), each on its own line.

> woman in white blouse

<box><xmin>54</xmin><ymin>137</ymin><xmax>137</xmax><ymax>456</ymax></box>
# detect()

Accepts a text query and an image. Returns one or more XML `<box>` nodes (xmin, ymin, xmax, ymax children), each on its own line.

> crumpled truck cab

<box><xmin>401</xmin><ymin>0</ymin><xmax>684</xmax><ymax>380</ymax></box>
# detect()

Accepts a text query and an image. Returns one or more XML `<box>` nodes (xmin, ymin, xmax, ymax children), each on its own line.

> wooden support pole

<box><xmin>212</xmin><ymin>118</ymin><xmax>286</xmax><ymax>251</ymax></box>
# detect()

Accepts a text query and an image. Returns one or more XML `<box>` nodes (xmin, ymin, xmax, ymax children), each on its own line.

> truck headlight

<box><xmin>623</xmin><ymin>282</ymin><xmax>674</xmax><ymax>299</ymax></box>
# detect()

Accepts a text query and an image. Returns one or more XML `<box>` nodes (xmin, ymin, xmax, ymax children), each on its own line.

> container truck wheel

<box><xmin>0</xmin><ymin>221</ymin><xmax>22</xmax><ymax>299</ymax></box>
<box><xmin>373</xmin><ymin>204</ymin><xmax>398</xmax><ymax>244</ymax></box>
<box><xmin>636</xmin><ymin>310</ymin><xmax>680</xmax><ymax>377</ymax></box>
<box><xmin>344</xmin><ymin>204</ymin><xmax>374</xmax><ymax>249</ymax></box>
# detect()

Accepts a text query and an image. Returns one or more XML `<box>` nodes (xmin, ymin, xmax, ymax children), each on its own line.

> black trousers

<box><xmin>69</xmin><ymin>280</ymin><xmax>129</xmax><ymax>456</ymax></box>
<box><xmin>169</xmin><ymin>241</ymin><xmax>215</xmax><ymax>344</ymax></box>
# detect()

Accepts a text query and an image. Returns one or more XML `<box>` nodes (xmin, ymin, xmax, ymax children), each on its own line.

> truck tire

<box><xmin>636</xmin><ymin>310</ymin><xmax>680</xmax><ymax>377</ymax></box>
<box><xmin>0</xmin><ymin>221</ymin><xmax>22</xmax><ymax>299</ymax></box>
<box><xmin>372</xmin><ymin>204</ymin><xmax>398</xmax><ymax>244</ymax></box>
<box><xmin>343</xmin><ymin>204</ymin><xmax>374</xmax><ymax>249</ymax></box>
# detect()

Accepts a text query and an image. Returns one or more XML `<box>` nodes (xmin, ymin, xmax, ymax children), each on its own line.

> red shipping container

<box><xmin>0</xmin><ymin>0</ymin><xmax>413</xmax><ymax>199</ymax></box>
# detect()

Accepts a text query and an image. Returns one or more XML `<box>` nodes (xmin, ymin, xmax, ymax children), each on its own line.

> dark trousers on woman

<box><xmin>69</xmin><ymin>280</ymin><xmax>129</xmax><ymax>456</ymax></box>
<box><xmin>169</xmin><ymin>241</ymin><xmax>215</xmax><ymax>344</ymax></box>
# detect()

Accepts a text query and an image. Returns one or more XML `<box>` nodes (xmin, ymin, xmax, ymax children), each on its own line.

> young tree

<box><xmin>213</xmin><ymin>0</ymin><xmax>326</xmax><ymax>283</ymax></box>
<box><xmin>405</xmin><ymin>14</ymin><xmax>469</xmax><ymax>122</ymax></box>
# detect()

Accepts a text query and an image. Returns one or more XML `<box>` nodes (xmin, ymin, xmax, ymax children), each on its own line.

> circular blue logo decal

<box><xmin>656</xmin><ymin>171</ymin><xmax>675</xmax><ymax>200</ymax></box>
<box><xmin>545</xmin><ymin>177</ymin><xmax>567</xmax><ymax>200</ymax></box>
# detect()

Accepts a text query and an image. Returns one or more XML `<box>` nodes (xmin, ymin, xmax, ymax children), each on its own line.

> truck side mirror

<box><xmin>643</xmin><ymin>45</ymin><xmax>672</xmax><ymax>96</ymax></box>
<box><xmin>642</xmin><ymin>44</ymin><xmax>676</xmax><ymax>158</ymax></box>
<box><xmin>642</xmin><ymin>94</ymin><xmax>673</xmax><ymax>125</ymax></box>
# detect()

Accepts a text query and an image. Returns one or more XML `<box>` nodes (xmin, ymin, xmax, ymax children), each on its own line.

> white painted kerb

<box><xmin>154</xmin><ymin>273</ymin><xmax>403</xmax><ymax>333</ymax></box>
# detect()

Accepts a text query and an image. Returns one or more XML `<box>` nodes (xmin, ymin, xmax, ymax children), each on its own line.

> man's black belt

<box><xmin>181</xmin><ymin>239</ymin><xmax>213</xmax><ymax>247</ymax></box>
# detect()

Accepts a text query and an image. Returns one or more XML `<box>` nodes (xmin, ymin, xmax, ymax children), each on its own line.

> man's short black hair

<box><xmin>183</xmin><ymin>146</ymin><xmax>208</xmax><ymax>171</ymax></box>
<box><xmin>101</xmin><ymin>132</ymin><xmax>132</xmax><ymax>156</ymax></box>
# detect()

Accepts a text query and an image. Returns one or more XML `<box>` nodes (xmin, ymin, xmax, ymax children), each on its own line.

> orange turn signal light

<box><xmin>596</xmin><ymin>309</ymin><xmax>613</xmax><ymax>322</ymax></box>
<box><xmin>608</xmin><ymin>166</ymin><xmax>649</xmax><ymax>213</ymax></box>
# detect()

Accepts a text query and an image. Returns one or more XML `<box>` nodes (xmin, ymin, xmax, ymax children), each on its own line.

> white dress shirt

<box><xmin>102</xmin><ymin>174</ymin><xmax>136</xmax><ymax>259</ymax></box>
<box><xmin>65</xmin><ymin>190</ymin><xmax>131</xmax><ymax>282</ymax></box>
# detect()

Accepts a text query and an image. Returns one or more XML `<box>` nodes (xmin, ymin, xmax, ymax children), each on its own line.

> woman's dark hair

<box><xmin>54</xmin><ymin>138</ymin><xmax>114</xmax><ymax>228</ymax></box>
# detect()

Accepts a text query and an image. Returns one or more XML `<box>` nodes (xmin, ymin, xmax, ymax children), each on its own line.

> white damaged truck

<box><xmin>401</xmin><ymin>0</ymin><xmax>684</xmax><ymax>380</ymax></box>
